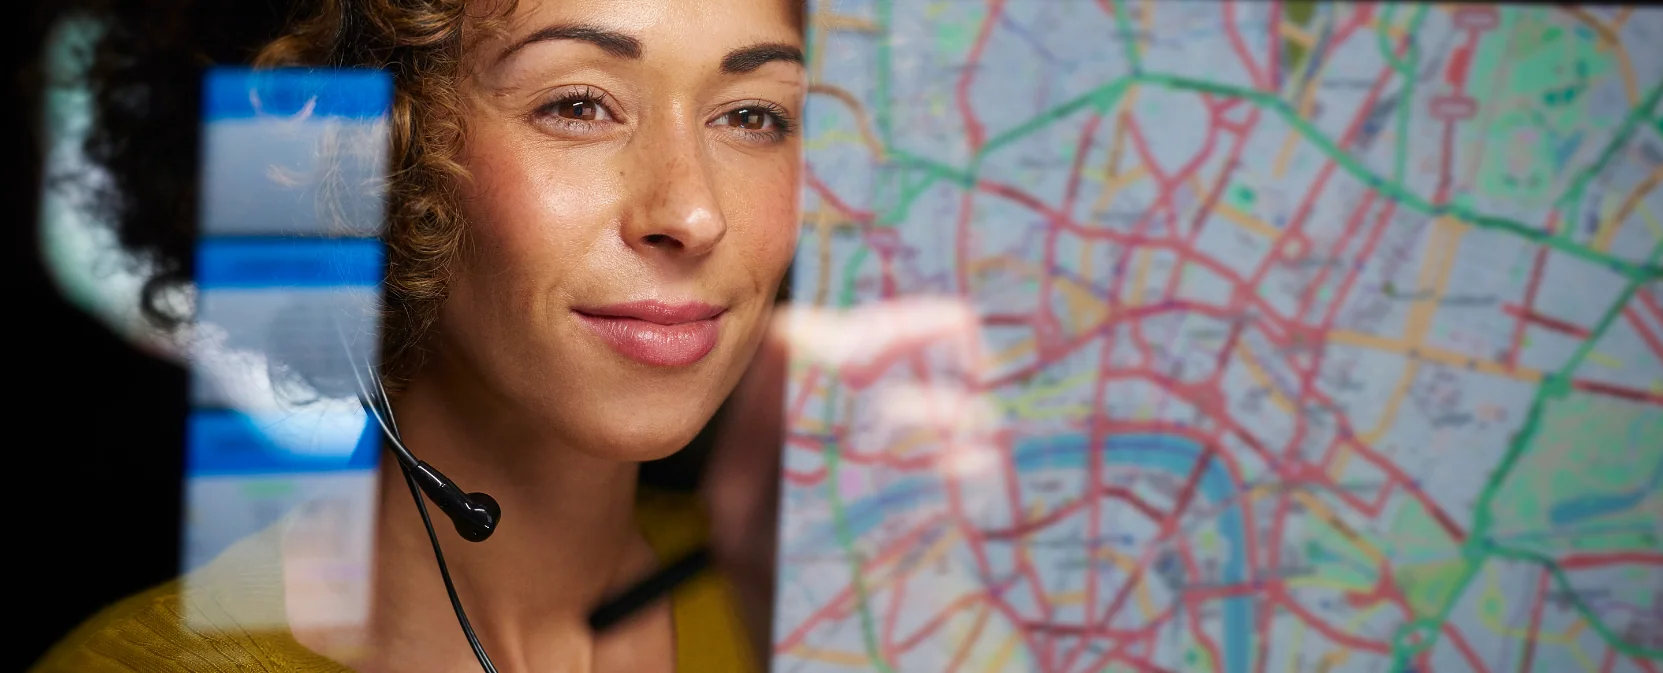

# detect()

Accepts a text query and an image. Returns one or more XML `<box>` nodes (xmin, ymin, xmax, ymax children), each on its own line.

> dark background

<box><xmin>6</xmin><ymin>2</ymin><xmax>716</xmax><ymax>668</ymax></box>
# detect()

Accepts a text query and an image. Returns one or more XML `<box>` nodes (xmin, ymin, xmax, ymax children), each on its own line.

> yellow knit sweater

<box><xmin>31</xmin><ymin>489</ymin><xmax>757</xmax><ymax>672</ymax></box>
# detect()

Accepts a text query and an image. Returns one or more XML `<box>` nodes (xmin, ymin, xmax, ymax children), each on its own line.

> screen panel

<box><xmin>181</xmin><ymin>67</ymin><xmax>390</xmax><ymax>638</ymax></box>
<box><xmin>778</xmin><ymin>3</ymin><xmax>1663</xmax><ymax>672</ymax></box>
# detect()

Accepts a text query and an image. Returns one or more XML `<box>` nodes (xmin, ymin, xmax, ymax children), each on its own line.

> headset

<box><xmin>339</xmin><ymin>323</ymin><xmax>503</xmax><ymax>673</ymax></box>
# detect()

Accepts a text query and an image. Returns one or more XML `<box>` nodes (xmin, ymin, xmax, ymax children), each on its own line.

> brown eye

<box><xmin>723</xmin><ymin>107</ymin><xmax>773</xmax><ymax>131</ymax></box>
<box><xmin>554</xmin><ymin>99</ymin><xmax>600</xmax><ymax>121</ymax></box>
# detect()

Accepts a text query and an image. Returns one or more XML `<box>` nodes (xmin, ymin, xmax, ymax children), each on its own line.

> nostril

<box><xmin>643</xmin><ymin>233</ymin><xmax>680</xmax><ymax>248</ymax></box>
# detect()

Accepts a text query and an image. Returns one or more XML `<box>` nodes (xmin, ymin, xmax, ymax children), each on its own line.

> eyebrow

<box><xmin>495</xmin><ymin>24</ymin><xmax>803</xmax><ymax>74</ymax></box>
<box><xmin>497</xmin><ymin>23</ymin><xmax>643</xmax><ymax>64</ymax></box>
<box><xmin>720</xmin><ymin>43</ymin><xmax>805</xmax><ymax>74</ymax></box>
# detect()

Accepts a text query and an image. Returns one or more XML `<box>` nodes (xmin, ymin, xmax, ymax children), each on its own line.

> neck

<box><xmin>356</xmin><ymin>358</ymin><xmax>660</xmax><ymax>671</ymax></box>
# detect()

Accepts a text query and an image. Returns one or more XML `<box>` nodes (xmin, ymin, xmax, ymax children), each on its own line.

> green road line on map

<box><xmin>1378</xmin><ymin>4</ymin><xmax>1429</xmax><ymax>186</ymax></box>
<box><xmin>1374</xmin><ymin>4</ymin><xmax>1421</xmax><ymax>78</ymax></box>
<box><xmin>1557</xmin><ymin>80</ymin><xmax>1663</xmax><ymax>223</ymax></box>
<box><xmin>874</xmin><ymin>0</ymin><xmax>895</xmax><ymax>149</ymax></box>
<box><xmin>1389</xmin><ymin>239</ymin><xmax>1663</xmax><ymax>669</ymax></box>
<box><xmin>1111</xmin><ymin>0</ymin><xmax>1141</xmax><ymax>73</ymax></box>
<box><xmin>881</xmin><ymin>68</ymin><xmax>1658</xmax><ymax>279</ymax></box>
<box><xmin>819</xmin><ymin>391</ymin><xmax>897</xmax><ymax>673</ymax></box>
<box><xmin>820</xmin><ymin>245</ymin><xmax>898</xmax><ymax>673</ymax></box>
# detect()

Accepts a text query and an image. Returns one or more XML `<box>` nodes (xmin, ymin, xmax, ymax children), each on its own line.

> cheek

<box><xmin>451</xmin><ymin>132</ymin><xmax>621</xmax><ymax>312</ymax></box>
<box><xmin>730</xmin><ymin>156</ymin><xmax>802</xmax><ymax>281</ymax></box>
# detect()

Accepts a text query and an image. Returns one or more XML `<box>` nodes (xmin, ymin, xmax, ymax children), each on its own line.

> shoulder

<box><xmin>30</xmin><ymin>525</ymin><xmax>346</xmax><ymax>673</ymax></box>
<box><xmin>30</xmin><ymin>580</ymin><xmax>318</xmax><ymax>673</ymax></box>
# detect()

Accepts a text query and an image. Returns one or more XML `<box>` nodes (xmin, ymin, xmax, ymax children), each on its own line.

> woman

<box><xmin>35</xmin><ymin>0</ymin><xmax>806</xmax><ymax>670</ymax></box>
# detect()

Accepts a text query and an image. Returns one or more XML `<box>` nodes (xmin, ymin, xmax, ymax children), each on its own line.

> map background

<box><xmin>775</xmin><ymin>2</ymin><xmax>1663</xmax><ymax>672</ymax></box>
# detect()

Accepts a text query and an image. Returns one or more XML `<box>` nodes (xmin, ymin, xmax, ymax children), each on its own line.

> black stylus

<box><xmin>587</xmin><ymin>546</ymin><xmax>712</xmax><ymax>632</ymax></box>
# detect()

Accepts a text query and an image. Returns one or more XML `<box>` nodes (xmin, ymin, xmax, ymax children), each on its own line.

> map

<box><xmin>774</xmin><ymin>2</ymin><xmax>1663</xmax><ymax>672</ymax></box>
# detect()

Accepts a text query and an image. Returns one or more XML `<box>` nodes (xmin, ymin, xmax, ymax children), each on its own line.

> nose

<box><xmin>621</xmin><ymin>123</ymin><xmax>727</xmax><ymax>259</ymax></box>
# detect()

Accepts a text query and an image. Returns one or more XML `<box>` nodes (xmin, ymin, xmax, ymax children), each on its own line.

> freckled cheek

<box><xmin>457</xmin><ymin>144</ymin><xmax>621</xmax><ymax>312</ymax></box>
<box><xmin>754</xmin><ymin>162</ymin><xmax>802</xmax><ymax>273</ymax></box>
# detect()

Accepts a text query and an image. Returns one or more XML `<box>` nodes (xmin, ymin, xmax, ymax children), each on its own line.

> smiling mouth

<box><xmin>572</xmin><ymin>300</ymin><xmax>726</xmax><ymax>368</ymax></box>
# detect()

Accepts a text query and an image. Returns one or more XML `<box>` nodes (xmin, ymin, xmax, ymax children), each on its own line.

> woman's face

<box><xmin>437</xmin><ymin>0</ymin><xmax>803</xmax><ymax>460</ymax></box>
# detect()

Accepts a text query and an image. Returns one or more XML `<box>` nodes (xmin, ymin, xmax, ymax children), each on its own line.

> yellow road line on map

<box><xmin>1129</xmin><ymin>248</ymin><xmax>1154</xmax><ymax>305</ymax></box>
<box><xmin>983</xmin><ymin>631</ymin><xmax>1022</xmax><ymax>673</ymax></box>
<box><xmin>1354</xmin><ymin>360</ymin><xmax>1419</xmax><ymax>448</ymax></box>
<box><xmin>787</xmin><ymin>645</ymin><xmax>871</xmax><ymax>666</ymax></box>
<box><xmin>1315</xmin><ymin>648</ymin><xmax>1347</xmax><ymax>673</ymax></box>
<box><xmin>1138</xmin><ymin>0</ymin><xmax>1155</xmax><ymax>58</ymax></box>
<box><xmin>1233</xmin><ymin>344</ymin><xmax>1301</xmax><ymax>415</ymax></box>
<box><xmin>1212</xmin><ymin>201</ymin><xmax>1283</xmax><ymax>240</ymax></box>
<box><xmin>1643</xmin><ymin>203</ymin><xmax>1663</xmax><ymax>240</ymax></box>
<box><xmin>1476</xmin><ymin>571</ymin><xmax>1598</xmax><ymax>662</ymax></box>
<box><xmin>1285</xmin><ymin>618</ymin><xmax>1307</xmax><ymax>673</ymax></box>
<box><xmin>1404</xmin><ymin>218</ymin><xmax>1463</xmax><ymax>341</ymax></box>
<box><xmin>1279</xmin><ymin>22</ymin><xmax>1315</xmax><ymax>47</ymax></box>
<box><xmin>1587</xmin><ymin>351</ymin><xmax>1624</xmax><ymax>370</ymax></box>
<box><xmin>1327</xmin><ymin>332</ymin><xmax>1546</xmax><ymax>383</ymax></box>
<box><xmin>1291</xmin><ymin>491</ymin><xmax>1388</xmax><ymax>564</ymax></box>
<box><xmin>1593</xmin><ymin>163</ymin><xmax>1663</xmax><ymax>252</ymax></box>
<box><xmin>1344</xmin><ymin>216</ymin><xmax>1471</xmax><ymax>445</ymax></box>
<box><xmin>945</xmin><ymin>605</ymin><xmax>992</xmax><ymax>671</ymax></box>
<box><xmin>1272</xmin><ymin>10</ymin><xmax>1351</xmax><ymax>178</ymax></box>
<box><xmin>1049</xmin><ymin>547</ymin><xmax>1157</xmax><ymax>617</ymax></box>
<box><xmin>1003</xmin><ymin>371</ymin><xmax>1094</xmax><ymax>419</ymax></box>
<box><xmin>1061</xmin><ymin>278</ymin><xmax>1110</xmax><ymax>334</ymax></box>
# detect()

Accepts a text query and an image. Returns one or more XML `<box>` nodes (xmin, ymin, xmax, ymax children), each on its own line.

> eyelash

<box><xmin>531</xmin><ymin>87</ymin><xmax>797</xmax><ymax>144</ymax></box>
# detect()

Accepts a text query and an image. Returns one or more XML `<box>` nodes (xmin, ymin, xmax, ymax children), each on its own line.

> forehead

<box><xmin>471</xmin><ymin>0</ymin><xmax>804</xmax><ymax>65</ymax></box>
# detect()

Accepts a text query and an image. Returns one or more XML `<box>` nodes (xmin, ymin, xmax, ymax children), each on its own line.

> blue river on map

<box><xmin>814</xmin><ymin>432</ymin><xmax>1250</xmax><ymax>673</ymax></box>
<box><xmin>1547</xmin><ymin>455</ymin><xmax>1663</xmax><ymax>526</ymax></box>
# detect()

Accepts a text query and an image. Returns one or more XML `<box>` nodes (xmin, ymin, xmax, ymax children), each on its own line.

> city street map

<box><xmin>776</xmin><ymin>2</ymin><xmax>1663</xmax><ymax>672</ymax></box>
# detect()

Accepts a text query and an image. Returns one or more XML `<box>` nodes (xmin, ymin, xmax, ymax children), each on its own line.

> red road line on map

<box><xmin>941</xmin><ymin>605</ymin><xmax>989</xmax><ymax>673</ymax></box>
<box><xmin>1573</xmin><ymin>379</ymin><xmax>1663</xmax><ymax>406</ymax></box>
<box><xmin>1295</xmin><ymin>190</ymin><xmax>1377</xmax><ymax>320</ymax></box>
<box><xmin>1638</xmin><ymin>289</ymin><xmax>1663</xmax><ymax>326</ymax></box>
<box><xmin>1341</xmin><ymin>439</ymin><xmax>1468</xmax><ymax>541</ymax></box>
<box><xmin>1081</xmin><ymin>331</ymin><xmax>1118</xmax><ymax>658</ymax></box>
<box><xmin>1094</xmin><ymin>438</ymin><xmax>1219</xmax><ymax>637</ymax></box>
<box><xmin>1064</xmin><ymin>113</ymin><xmax>1104</xmax><ymax>217</ymax></box>
<box><xmin>1040</xmin><ymin>113</ymin><xmax>1107</xmax><ymax>351</ymax></box>
<box><xmin>1075</xmin><ymin>626</ymin><xmax>1181</xmax><ymax>673</ymax></box>
<box><xmin>1625</xmin><ymin>307</ymin><xmax>1663</xmax><ymax>363</ymax></box>
<box><xmin>955</xmin><ymin>0</ymin><xmax>1002</xmax><ymax>153</ymax></box>
<box><xmin>1506</xmin><ymin>210</ymin><xmax>1561</xmax><ymax>369</ymax></box>
<box><xmin>772</xmin><ymin>512</ymin><xmax>959</xmax><ymax>654</ymax></box>
<box><xmin>1634</xmin><ymin>655</ymin><xmax>1661</xmax><ymax>673</ymax></box>
<box><xmin>1177</xmin><ymin>543</ymin><xmax>1228</xmax><ymax>673</ymax></box>
<box><xmin>879</xmin><ymin>571</ymin><xmax>908</xmax><ymax>662</ymax></box>
<box><xmin>890</xmin><ymin>591</ymin><xmax>980</xmax><ymax>654</ymax></box>
<box><xmin>1599</xmin><ymin>645</ymin><xmax>1619</xmax><ymax>673</ymax></box>
<box><xmin>1445</xmin><ymin>624</ymin><xmax>1494</xmax><ymax>673</ymax></box>
<box><xmin>1279</xmin><ymin>593</ymin><xmax>1394</xmax><ymax>654</ymax></box>
<box><xmin>1519</xmin><ymin>568</ymin><xmax>1551</xmax><ymax>673</ymax></box>
<box><xmin>1123</xmin><ymin>115</ymin><xmax>1171</xmax><ymax>187</ymax></box>
<box><xmin>1560</xmin><ymin>551</ymin><xmax>1663</xmax><ymax>568</ymax></box>
<box><xmin>805</xmin><ymin>166</ymin><xmax>876</xmax><ymax>224</ymax></box>
<box><xmin>980</xmin><ymin>486</ymin><xmax>1164</xmax><ymax>539</ymax></box>
<box><xmin>1500</xmin><ymin>303</ymin><xmax>1594</xmax><ymax>339</ymax></box>
<box><xmin>1187</xmin><ymin>106</ymin><xmax>1261</xmax><ymax>245</ymax></box>
<box><xmin>1223</xmin><ymin>0</ymin><xmax>1268</xmax><ymax>90</ymax></box>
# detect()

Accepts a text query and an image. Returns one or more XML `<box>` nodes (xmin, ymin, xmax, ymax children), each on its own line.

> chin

<box><xmin>567</xmin><ymin>396</ymin><xmax>718</xmax><ymax>463</ymax></box>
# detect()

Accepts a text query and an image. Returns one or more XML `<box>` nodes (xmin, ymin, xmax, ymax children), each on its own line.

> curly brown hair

<box><xmin>248</xmin><ymin>0</ymin><xmax>525</xmax><ymax>387</ymax></box>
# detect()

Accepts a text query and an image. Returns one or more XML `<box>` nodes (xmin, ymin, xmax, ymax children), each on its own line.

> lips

<box><xmin>572</xmin><ymin>300</ymin><xmax>725</xmax><ymax>367</ymax></box>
